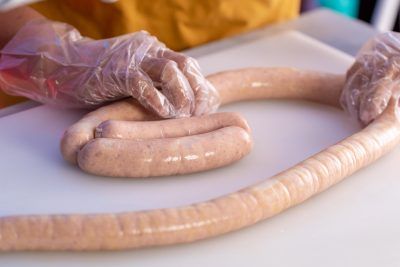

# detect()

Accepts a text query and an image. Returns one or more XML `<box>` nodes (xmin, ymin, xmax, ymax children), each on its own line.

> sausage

<box><xmin>2</xmin><ymin>95</ymin><xmax>400</xmax><ymax>251</ymax></box>
<box><xmin>95</xmin><ymin>112</ymin><xmax>250</xmax><ymax>139</ymax></box>
<box><xmin>207</xmin><ymin>68</ymin><xmax>345</xmax><ymax>107</ymax></box>
<box><xmin>6</xmin><ymin>67</ymin><xmax>397</xmax><ymax>251</ymax></box>
<box><xmin>63</xmin><ymin>109</ymin><xmax>252</xmax><ymax>177</ymax></box>
<box><xmin>60</xmin><ymin>99</ymin><xmax>156</xmax><ymax>164</ymax></box>
<box><xmin>63</xmin><ymin>68</ymin><xmax>344</xmax><ymax>166</ymax></box>
<box><xmin>79</xmin><ymin>126</ymin><xmax>252</xmax><ymax>177</ymax></box>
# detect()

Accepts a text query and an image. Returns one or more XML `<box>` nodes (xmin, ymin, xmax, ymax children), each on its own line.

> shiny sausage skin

<box><xmin>3</xmin><ymin>97</ymin><xmax>400</xmax><ymax>251</ymax></box>
<box><xmin>5</xmin><ymin>68</ymin><xmax>400</xmax><ymax>251</ymax></box>
<box><xmin>78</xmin><ymin>126</ymin><xmax>252</xmax><ymax>177</ymax></box>
<box><xmin>95</xmin><ymin>112</ymin><xmax>250</xmax><ymax>139</ymax></box>
<box><xmin>60</xmin><ymin>100</ymin><xmax>156</xmax><ymax>164</ymax></box>
<box><xmin>207</xmin><ymin>68</ymin><xmax>345</xmax><ymax>107</ymax></box>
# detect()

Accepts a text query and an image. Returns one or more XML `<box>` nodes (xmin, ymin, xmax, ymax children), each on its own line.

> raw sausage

<box><xmin>79</xmin><ymin>126</ymin><xmax>252</xmax><ymax>177</ymax></box>
<box><xmin>95</xmin><ymin>112</ymin><xmax>251</xmax><ymax>139</ymax></box>
<box><xmin>60</xmin><ymin>100</ymin><xmax>156</xmax><ymax>164</ymax></box>
<box><xmin>2</xmin><ymin>96</ymin><xmax>400</xmax><ymax>251</ymax></box>
<box><xmin>62</xmin><ymin>68</ymin><xmax>344</xmax><ymax>171</ymax></box>
<box><xmin>64</xmin><ymin>109</ymin><xmax>252</xmax><ymax>177</ymax></box>
<box><xmin>208</xmin><ymin>68</ymin><xmax>345</xmax><ymax>106</ymax></box>
<box><xmin>2</xmin><ymin>67</ymin><xmax>400</xmax><ymax>251</ymax></box>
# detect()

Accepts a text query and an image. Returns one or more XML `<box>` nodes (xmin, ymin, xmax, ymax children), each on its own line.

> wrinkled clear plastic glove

<box><xmin>340</xmin><ymin>31</ymin><xmax>400</xmax><ymax>125</ymax></box>
<box><xmin>0</xmin><ymin>19</ymin><xmax>220</xmax><ymax>118</ymax></box>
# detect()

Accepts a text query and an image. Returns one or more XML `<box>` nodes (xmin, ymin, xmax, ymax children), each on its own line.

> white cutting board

<box><xmin>1</xmin><ymin>31</ymin><xmax>399</xmax><ymax>267</ymax></box>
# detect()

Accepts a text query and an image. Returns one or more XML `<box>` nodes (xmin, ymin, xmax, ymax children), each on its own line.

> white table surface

<box><xmin>1</xmin><ymin>31</ymin><xmax>399</xmax><ymax>267</ymax></box>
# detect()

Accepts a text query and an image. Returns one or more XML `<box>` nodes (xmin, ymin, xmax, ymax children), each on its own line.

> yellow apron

<box><xmin>1</xmin><ymin>0</ymin><xmax>299</xmax><ymax>108</ymax></box>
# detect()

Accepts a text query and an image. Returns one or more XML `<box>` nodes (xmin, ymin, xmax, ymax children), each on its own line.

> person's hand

<box><xmin>340</xmin><ymin>32</ymin><xmax>400</xmax><ymax>125</ymax></box>
<box><xmin>0</xmin><ymin>19</ymin><xmax>220</xmax><ymax>118</ymax></box>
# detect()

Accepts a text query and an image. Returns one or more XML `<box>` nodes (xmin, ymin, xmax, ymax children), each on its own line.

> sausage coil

<box><xmin>2</xmin><ymin>68</ymin><xmax>399</xmax><ymax>251</ymax></box>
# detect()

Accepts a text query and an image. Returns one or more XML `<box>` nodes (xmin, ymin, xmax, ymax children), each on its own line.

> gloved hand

<box><xmin>341</xmin><ymin>32</ymin><xmax>400</xmax><ymax>125</ymax></box>
<box><xmin>0</xmin><ymin>19</ymin><xmax>220</xmax><ymax>118</ymax></box>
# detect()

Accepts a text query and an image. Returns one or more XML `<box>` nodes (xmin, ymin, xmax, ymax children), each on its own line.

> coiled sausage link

<box><xmin>64</xmin><ymin>111</ymin><xmax>252</xmax><ymax>178</ymax></box>
<box><xmin>2</xmin><ymin>68</ymin><xmax>400</xmax><ymax>251</ymax></box>
<box><xmin>95</xmin><ymin>112</ymin><xmax>251</xmax><ymax>139</ymax></box>
<box><xmin>79</xmin><ymin>126</ymin><xmax>252</xmax><ymax>177</ymax></box>
<box><xmin>61</xmin><ymin>68</ymin><xmax>344</xmax><ymax>178</ymax></box>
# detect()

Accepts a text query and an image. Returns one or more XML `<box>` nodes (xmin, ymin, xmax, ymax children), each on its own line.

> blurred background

<box><xmin>301</xmin><ymin>0</ymin><xmax>400</xmax><ymax>31</ymax></box>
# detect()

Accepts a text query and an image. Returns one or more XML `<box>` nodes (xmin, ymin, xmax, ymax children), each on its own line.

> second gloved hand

<box><xmin>0</xmin><ymin>19</ymin><xmax>220</xmax><ymax>118</ymax></box>
<box><xmin>341</xmin><ymin>32</ymin><xmax>400</xmax><ymax>125</ymax></box>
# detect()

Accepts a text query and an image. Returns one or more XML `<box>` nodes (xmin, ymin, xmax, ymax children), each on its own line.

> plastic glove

<box><xmin>0</xmin><ymin>19</ymin><xmax>220</xmax><ymax>118</ymax></box>
<box><xmin>340</xmin><ymin>32</ymin><xmax>400</xmax><ymax>125</ymax></box>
